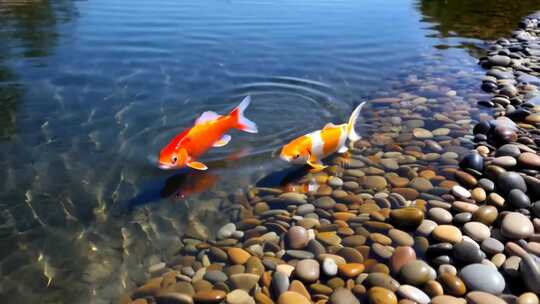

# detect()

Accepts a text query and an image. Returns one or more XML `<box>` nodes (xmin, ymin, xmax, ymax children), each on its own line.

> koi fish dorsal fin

<box><xmin>195</xmin><ymin>111</ymin><xmax>220</xmax><ymax>125</ymax></box>
<box><xmin>323</xmin><ymin>123</ymin><xmax>337</xmax><ymax>130</ymax></box>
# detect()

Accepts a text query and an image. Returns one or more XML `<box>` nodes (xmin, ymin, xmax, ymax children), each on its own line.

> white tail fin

<box><xmin>347</xmin><ymin>102</ymin><xmax>365</xmax><ymax>142</ymax></box>
<box><xmin>231</xmin><ymin>96</ymin><xmax>258</xmax><ymax>133</ymax></box>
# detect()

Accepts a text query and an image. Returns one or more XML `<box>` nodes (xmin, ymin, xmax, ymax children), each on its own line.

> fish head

<box><xmin>158</xmin><ymin>147</ymin><xmax>189</xmax><ymax>169</ymax></box>
<box><xmin>280</xmin><ymin>141</ymin><xmax>310</xmax><ymax>165</ymax></box>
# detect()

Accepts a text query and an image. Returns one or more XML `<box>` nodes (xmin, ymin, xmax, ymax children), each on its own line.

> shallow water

<box><xmin>1</xmin><ymin>0</ymin><xmax>540</xmax><ymax>302</ymax></box>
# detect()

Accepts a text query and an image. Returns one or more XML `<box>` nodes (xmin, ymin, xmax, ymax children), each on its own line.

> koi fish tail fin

<box><xmin>230</xmin><ymin>96</ymin><xmax>258</xmax><ymax>133</ymax></box>
<box><xmin>347</xmin><ymin>101</ymin><xmax>365</xmax><ymax>142</ymax></box>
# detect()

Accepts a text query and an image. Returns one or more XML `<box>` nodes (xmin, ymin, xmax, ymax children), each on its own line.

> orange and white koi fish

<box><xmin>280</xmin><ymin>102</ymin><xmax>365</xmax><ymax>170</ymax></box>
<box><xmin>158</xmin><ymin>96</ymin><xmax>257</xmax><ymax>170</ymax></box>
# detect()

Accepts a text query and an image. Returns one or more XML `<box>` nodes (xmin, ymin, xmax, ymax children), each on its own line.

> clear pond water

<box><xmin>1</xmin><ymin>0</ymin><xmax>540</xmax><ymax>303</ymax></box>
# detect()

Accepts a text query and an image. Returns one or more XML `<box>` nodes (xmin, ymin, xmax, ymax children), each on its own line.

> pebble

<box><xmin>438</xmin><ymin>273</ymin><xmax>466</xmax><ymax>296</ymax></box>
<box><xmin>451</xmin><ymin>185</ymin><xmax>471</xmax><ymax>199</ymax></box>
<box><xmin>330</xmin><ymin>287</ymin><xmax>360</xmax><ymax>304</ymax></box>
<box><xmin>429</xmin><ymin>208</ymin><xmax>453</xmax><ymax>224</ymax></box>
<box><xmin>277</xmin><ymin>291</ymin><xmax>310</xmax><ymax>304</ymax></box>
<box><xmin>397</xmin><ymin>285</ymin><xmax>430</xmax><ymax>304</ymax></box>
<box><xmin>323</xmin><ymin>258</ymin><xmax>338</xmax><ymax>276</ymax></box>
<box><xmin>288</xmin><ymin>226</ymin><xmax>309</xmax><ymax>249</ymax></box>
<box><xmin>453</xmin><ymin>241</ymin><xmax>485</xmax><ymax>263</ymax></box>
<box><xmin>367</xmin><ymin>287</ymin><xmax>398</xmax><ymax>304</ymax></box>
<box><xmin>463</xmin><ymin>222</ymin><xmax>490</xmax><ymax>241</ymax></box>
<box><xmin>501</xmin><ymin>212</ymin><xmax>534</xmax><ymax>239</ymax></box>
<box><xmin>518</xmin><ymin>293</ymin><xmax>540</xmax><ymax>304</ymax></box>
<box><xmin>338</xmin><ymin>263</ymin><xmax>365</xmax><ymax>278</ymax></box>
<box><xmin>466</xmin><ymin>292</ymin><xmax>506</xmax><ymax>304</ymax></box>
<box><xmin>390</xmin><ymin>246</ymin><xmax>416</xmax><ymax>273</ymax></box>
<box><xmin>193</xmin><ymin>290</ymin><xmax>227</xmax><ymax>303</ymax></box>
<box><xmin>399</xmin><ymin>260</ymin><xmax>434</xmax><ymax>286</ymax></box>
<box><xmin>226</xmin><ymin>289</ymin><xmax>255</xmax><ymax>304</ymax></box>
<box><xmin>272</xmin><ymin>271</ymin><xmax>290</xmax><ymax>296</ymax></box>
<box><xmin>228</xmin><ymin>248</ymin><xmax>251</xmax><ymax>265</ymax></box>
<box><xmin>507</xmin><ymin>189</ymin><xmax>531</xmax><ymax>208</ymax></box>
<box><xmin>390</xmin><ymin>207</ymin><xmax>424</xmax><ymax>230</ymax></box>
<box><xmin>497</xmin><ymin>171</ymin><xmax>527</xmax><ymax>194</ymax></box>
<box><xmin>217</xmin><ymin>223</ymin><xmax>236</xmax><ymax>239</ymax></box>
<box><xmin>413</xmin><ymin>128</ymin><xmax>433</xmax><ymax>139</ymax></box>
<box><xmin>432</xmin><ymin>225</ymin><xmax>463</xmax><ymax>244</ymax></box>
<box><xmin>459</xmin><ymin>263</ymin><xmax>505</xmax><ymax>294</ymax></box>
<box><xmin>295</xmin><ymin>259</ymin><xmax>320</xmax><ymax>282</ymax></box>
<box><xmin>519</xmin><ymin>152</ymin><xmax>540</xmax><ymax>169</ymax></box>
<box><xmin>229</xmin><ymin>273</ymin><xmax>260</xmax><ymax>291</ymax></box>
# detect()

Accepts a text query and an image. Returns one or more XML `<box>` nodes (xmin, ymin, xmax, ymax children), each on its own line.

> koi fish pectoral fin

<box><xmin>307</xmin><ymin>157</ymin><xmax>327</xmax><ymax>172</ymax></box>
<box><xmin>187</xmin><ymin>161</ymin><xmax>208</xmax><ymax>171</ymax></box>
<box><xmin>213</xmin><ymin>134</ymin><xmax>231</xmax><ymax>147</ymax></box>
<box><xmin>338</xmin><ymin>146</ymin><xmax>349</xmax><ymax>154</ymax></box>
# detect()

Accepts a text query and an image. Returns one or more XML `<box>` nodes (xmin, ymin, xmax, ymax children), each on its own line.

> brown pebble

<box><xmin>390</xmin><ymin>246</ymin><xmax>416</xmax><ymax>273</ymax></box>
<box><xmin>438</xmin><ymin>273</ymin><xmax>466</xmax><ymax>296</ymax></box>
<box><xmin>193</xmin><ymin>290</ymin><xmax>226</xmax><ymax>303</ymax></box>
<box><xmin>227</xmin><ymin>248</ymin><xmax>251</xmax><ymax>265</ymax></box>
<box><xmin>277</xmin><ymin>291</ymin><xmax>310</xmax><ymax>304</ymax></box>
<box><xmin>424</xmin><ymin>280</ymin><xmax>444</xmax><ymax>297</ymax></box>
<box><xmin>338</xmin><ymin>263</ymin><xmax>365</xmax><ymax>278</ymax></box>
<box><xmin>367</xmin><ymin>286</ymin><xmax>398</xmax><ymax>304</ymax></box>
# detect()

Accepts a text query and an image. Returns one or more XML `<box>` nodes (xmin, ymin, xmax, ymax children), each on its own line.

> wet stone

<box><xmin>397</xmin><ymin>285</ymin><xmax>430</xmax><ymax>304</ymax></box>
<box><xmin>459</xmin><ymin>263</ymin><xmax>505</xmax><ymax>294</ymax></box>
<box><xmin>226</xmin><ymin>289</ymin><xmax>255</xmax><ymax>304</ymax></box>
<box><xmin>497</xmin><ymin>171</ymin><xmax>527</xmax><ymax>194</ymax></box>
<box><xmin>193</xmin><ymin>290</ymin><xmax>227</xmax><ymax>303</ymax></box>
<box><xmin>330</xmin><ymin>287</ymin><xmax>360</xmax><ymax>304</ymax></box>
<box><xmin>295</xmin><ymin>259</ymin><xmax>320</xmax><ymax>283</ymax></box>
<box><xmin>390</xmin><ymin>208</ymin><xmax>424</xmax><ymax>230</ymax></box>
<box><xmin>453</xmin><ymin>241</ymin><xmax>485</xmax><ymax>263</ymax></box>
<box><xmin>399</xmin><ymin>260</ymin><xmax>434</xmax><ymax>286</ymax></box>
<box><xmin>463</xmin><ymin>222</ymin><xmax>490</xmax><ymax>242</ymax></box>
<box><xmin>481</xmin><ymin>238</ymin><xmax>504</xmax><ymax>255</ymax></box>
<box><xmin>277</xmin><ymin>291</ymin><xmax>310</xmax><ymax>304</ymax></box>
<box><xmin>367</xmin><ymin>287</ymin><xmax>398</xmax><ymax>304</ymax></box>
<box><xmin>501</xmin><ymin>212</ymin><xmax>534</xmax><ymax>239</ymax></box>
<box><xmin>287</xmin><ymin>226</ymin><xmax>309</xmax><ymax>249</ymax></box>
<box><xmin>314</xmin><ymin>197</ymin><xmax>336</xmax><ymax>209</ymax></box>
<box><xmin>432</xmin><ymin>225</ymin><xmax>462</xmax><ymax>244</ymax></box>
<box><xmin>507</xmin><ymin>189</ymin><xmax>531</xmax><ymax>208</ymax></box>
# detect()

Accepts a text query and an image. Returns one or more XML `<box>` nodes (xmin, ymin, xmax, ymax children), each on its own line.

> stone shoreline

<box><xmin>119</xmin><ymin>13</ymin><xmax>540</xmax><ymax>304</ymax></box>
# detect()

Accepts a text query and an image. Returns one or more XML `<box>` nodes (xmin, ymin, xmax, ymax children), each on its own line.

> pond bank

<box><xmin>118</xmin><ymin>13</ymin><xmax>540</xmax><ymax>304</ymax></box>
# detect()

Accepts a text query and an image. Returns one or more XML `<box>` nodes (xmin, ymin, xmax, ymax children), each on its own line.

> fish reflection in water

<box><xmin>124</xmin><ymin>169</ymin><xmax>219</xmax><ymax>212</ymax></box>
<box><xmin>124</xmin><ymin>148</ymin><xmax>252</xmax><ymax>212</ymax></box>
<box><xmin>256</xmin><ymin>165</ymin><xmax>319</xmax><ymax>194</ymax></box>
<box><xmin>160</xmin><ymin>170</ymin><xmax>218</xmax><ymax>200</ymax></box>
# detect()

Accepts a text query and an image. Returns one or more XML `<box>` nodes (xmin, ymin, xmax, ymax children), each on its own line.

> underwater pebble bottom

<box><xmin>123</xmin><ymin>12</ymin><xmax>540</xmax><ymax>304</ymax></box>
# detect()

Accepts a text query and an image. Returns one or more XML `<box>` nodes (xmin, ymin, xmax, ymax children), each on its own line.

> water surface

<box><xmin>1</xmin><ymin>0</ymin><xmax>540</xmax><ymax>302</ymax></box>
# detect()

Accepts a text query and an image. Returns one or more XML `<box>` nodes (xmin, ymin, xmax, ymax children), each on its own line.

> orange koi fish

<box><xmin>158</xmin><ymin>96</ymin><xmax>257</xmax><ymax>170</ymax></box>
<box><xmin>280</xmin><ymin>102</ymin><xmax>365</xmax><ymax>170</ymax></box>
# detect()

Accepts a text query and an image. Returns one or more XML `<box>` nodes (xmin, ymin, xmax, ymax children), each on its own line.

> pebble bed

<box><xmin>119</xmin><ymin>13</ymin><xmax>540</xmax><ymax>304</ymax></box>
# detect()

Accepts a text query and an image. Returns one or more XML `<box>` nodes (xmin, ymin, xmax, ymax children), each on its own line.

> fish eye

<box><xmin>295</xmin><ymin>154</ymin><xmax>300</xmax><ymax>158</ymax></box>
<box><xmin>172</xmin><ymin>156</ymin><xmax>178</xmax><ymax>163</ymax></box>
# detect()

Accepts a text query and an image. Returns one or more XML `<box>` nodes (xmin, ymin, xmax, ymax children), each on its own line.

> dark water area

<box><xmin>1</xmin><ymin>0</ymin><xmax>540</xmax><ymax>303</ymax></box>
